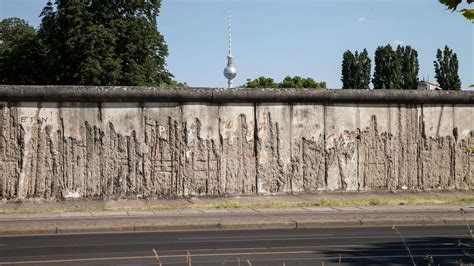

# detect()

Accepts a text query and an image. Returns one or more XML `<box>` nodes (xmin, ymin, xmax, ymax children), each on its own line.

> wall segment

<box><xmin>0</xmin><ymin>86</ymin><xmax>473</xmax><ymax>199</ymax></box>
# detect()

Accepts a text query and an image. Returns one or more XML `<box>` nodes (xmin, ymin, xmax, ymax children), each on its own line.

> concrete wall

<box><xmin>0</xmin><ymin>86</ymin><xmax>473</xmax><ymax>199</ymax></box>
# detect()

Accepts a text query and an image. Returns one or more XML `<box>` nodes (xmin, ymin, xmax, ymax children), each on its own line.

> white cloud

<box><xmin>391</xmin><ymin>40</ymin><xmax>405</xmax><ymax>46</ymax></box>
<box><xmin>357</xmin><ymin>16</ymin><xmax>368</xmax><ymax>23</ymax></box>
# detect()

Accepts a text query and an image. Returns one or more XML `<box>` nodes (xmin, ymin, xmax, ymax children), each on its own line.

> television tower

<box><xmin>223</xmin><ymin>10</ymin><xmax>237</xmax><ymax>88</ymax></box>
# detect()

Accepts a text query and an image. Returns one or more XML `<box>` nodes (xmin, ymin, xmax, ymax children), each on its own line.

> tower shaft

<box><xmin>223</xmin><ymin>9</ymin><xmax>237</xmax><ymax>88</ymax></box>
<box><xmin>228</xmin><ymin>10</ymin><xmax>232</xmax><ymax>56</ymax></box>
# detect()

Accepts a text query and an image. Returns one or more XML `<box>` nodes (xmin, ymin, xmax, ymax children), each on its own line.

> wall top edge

<box><xmin>0</xmin><ymin>85</ymin><xmax>472</xmax><ymax>104</ymax></box>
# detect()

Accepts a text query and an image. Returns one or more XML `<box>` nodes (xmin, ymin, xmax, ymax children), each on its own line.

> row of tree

<box><xmin>0</xmin><ymin>0</ymin><xmax>186</xmax><ymax>87</ymax></box>
<box><xmin>341</xmin><ymin>45</ymin><xmax>461</xmax><ymax>90</ymax></box>
<box><xmin>0</xmin><ymin>1</ymin><xmax>465</xmax><ymax>89</ymax></box>
<box><xmin>243</xmin><ymin>76</ymin><xmax>327</xmax><ymax>89</ymax></box>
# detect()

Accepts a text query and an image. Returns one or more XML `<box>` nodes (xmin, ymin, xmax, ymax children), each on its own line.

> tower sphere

<box><xmin>224</xmin><ymin>60</ymin><xmax>237</xmax><ymax>80</ymax></box>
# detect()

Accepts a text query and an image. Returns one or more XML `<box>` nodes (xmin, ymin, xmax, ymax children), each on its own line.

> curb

<box><xmin>1</xmin><ymin>218</ymin><xmax>473</xmax><ymax>236</ymax></box>
<box><xmin>297</xmin><ymin>218</ymin><xmax>472</xmax><ymax>228</ymax></box>
<box><xmin>0</xmin><ymin>222</ymin><xmax>297</xmax><ymax>236</ymax></box>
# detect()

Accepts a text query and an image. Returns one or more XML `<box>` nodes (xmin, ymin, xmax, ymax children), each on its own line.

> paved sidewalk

<box><xmin>0</xmin><ymin>204</ymin><xmax>471</xmax><ymax>220</ymax></box>
<box><xmin>1</xmin><ymin>204</ymin><xmax>473</xmax><ymax>235</ymax></box>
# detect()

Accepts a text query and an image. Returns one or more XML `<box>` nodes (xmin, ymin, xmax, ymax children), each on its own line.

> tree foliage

<box><xmin>341</xmin><ymin>51</ymin><xmax>356</xmax><ymax>89</ymax></box>
<box><xmin>372</xmin><ymin>44</ymin><xmax>419</xmax><ymax>89</ymax></box>
<box><xmin>164</xmin><ymin>80</ymin><xmax>188</xmax><ymax>88</ymax></box>
<box><xmin>279</xmin><ymin>76</ymin><xmax>326</xmax><ymax>89</ymax></box>
<box><xmin>439</xmin><ymin>0</ymin><xmax>474</xmax><ymax>20</ymax></box>
<box><xmin>243</xmin><ymin>75</ymin><xmax>326</xmax><ymax>89</ymax></box>
<box><xmin>37</xmin><ymin>0</ymin><xmax>172</xmax><ymax>86</ymax></box>
<box><xmin>1</xmin><ymin>0</ymin><xmax>177</xmax><ymax>86</ymax></box>
<box><xmin>341</xmin><ymin>49</ymin><xmax>371</xmax><ymax>89</ymax></box>
<box><xmin>0</xmin><ymin>18</ymin><xmax>47</xmax><ymax>84</ymax></box>
<box><xmin>398</xmin><ymin>46</ymin><xmax>419</xmax><ymax>90</ymax></box>
<box><xmin>243</xmin><ymin>76</ymin><xmax>278</xmax><ymax>88</ymax></box>
<box><xmin>373</xmin><ymin>45</ymin><xmax>399</xmax><ymax>89</ymax></box>
<box><xmin>434</xmin><ymin>45</ymin><xmax>461</xmax><ymax>90</ymax></box>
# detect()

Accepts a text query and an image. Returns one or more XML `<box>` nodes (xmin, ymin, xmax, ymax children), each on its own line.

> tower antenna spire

<box><xmin>223</xmin><ymin>9</ymin><xmax>237</xmax><ymax>88</ymax></box>
<box><xmin>228</xmin><ymin>9</ymin><xmax>232</xmax><ymax>56</ymax></box>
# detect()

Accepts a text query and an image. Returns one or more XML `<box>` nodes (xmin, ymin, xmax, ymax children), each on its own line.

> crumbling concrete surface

<box><xmin>0</xmin><ymin>95</ymin><xmax>473</xmax><ymax>199</ymax></box>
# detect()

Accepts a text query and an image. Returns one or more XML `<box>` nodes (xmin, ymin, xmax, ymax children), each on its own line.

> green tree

<box><xmin>164</xmin><ymin>80</ymin><xmax>188</xmax><ymax>88</ymax></box>
<box><xmin>242</xmin><ymin>76</ymin><xmax>326</xmax><ymax>89</ymax></box>
<box><xmin>398</xmin><ymin>46</ymin><xmax>419</xmax><ymax>90</ymax></box>
<box><xmin>280</xmin><ymin>76</ymin><xmax>303</xmax><ymax>88</ymax></box>
<box><xmin>303</xmin><ymin>77</ymin><xmax>326</xmax><ymax>89</ymax></box>
<box><xmin>434</xmin><ymin>45</ymin><xmax>462</xmax><ymax>90</ymax></box>
<box><xmin>341</xmin><ymin>49</ymin><xmax>371</xmax><ymax>89</ymax></box>
<box><xmin>439</xmin><ymin>0</ymin><xmax>474</xmax><ymax>21</ymax></box>
<box><xmin>0</xmin><ymin>18</ymin><xmax>47</xmax><ymax>84</ymax></box>
<box><xmin>373</xmin><ymin>45</ymin><xmax>392</xmax><ymax>89</ymax></box>
<box><xmin>279</xmin><ymin>76</ymin><xmax>326</xmax><ymax>89</ymax></box>
<box><xmin>38</xmin><ymin>0</ymin><xmax>173</xmax><ymax>86</ymax></box>
<box><xmin>37</xmin><ymin>0</ymin><xmax>60</xmax><ymax>84</ymax></box>
<box><xmin>341</xmin><ymin>50</ymin><xmax>356</xmax><ymax>89</ymax></box>
<box><xmin>357</xmin><ymin>49</ymin><xmax>372</xmax><ymax>89</ymax></box>
<box><xmin>243</xmin><ymin>76</ymin><xmax>278</xmax><ymax>88</ymax></box>
<box><xmin>373</xmin><ymin>45</ymin><xmax>402</xmax><ymax>89</ymax></box>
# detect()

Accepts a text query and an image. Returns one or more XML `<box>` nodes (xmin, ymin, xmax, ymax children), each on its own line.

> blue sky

<box><xmin>1</xmin><ymin>0</ymin><xmax>473</xmax><ymax>89</ymax></box>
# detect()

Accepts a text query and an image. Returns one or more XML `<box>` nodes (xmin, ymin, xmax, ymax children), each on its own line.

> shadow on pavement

<box><xmin>321</xmin><ymin>236</ymin><xmax>474</xmax><ymax>265</ymax></box>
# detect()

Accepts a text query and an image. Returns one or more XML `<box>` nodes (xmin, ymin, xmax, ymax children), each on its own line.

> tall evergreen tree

<box><xmin>356</xmin><ymin>49</ymin><xmax>372</xmax><ymax>89</ymax></box>
<box><xmin>373</xmin><ymin>45</ymin><xmax>391</xmax><ymax>89</ymax></box>
<box><xmin>373</xmin><ymin>45</ymin><xmax>402</xmax><ymax>89</ymax></box>
<box><xmin>341</xmin><ymin>50</ymin><xmax>356</xmax><ymax>89</ymax></box>
<box><xmin>434</xmin><ymin>46</ymin><xmax>461</xmax><ymax>90</ymax></box>
<box><xmin>38</xmin><ymin>0</ymin><xmax>172</xmax><ymax>86</ymax></box>
<box><xmin>398</xmin><ymin>46</ymin><xmax>419</xmax><ymax>90</ymax></box>
<box><xmin>392</xmin><ymin>46</ymin><xmax>402</xmax><ymax>89</ymax></box>
<box><xmin>353</xmin><ymin>49</ymin><xmax>371</xmax><ymax>89</ymax></box>
<box><xmin>341</xmin><ymin>49</ymin><xmax>371</xmax><ymax>89</ymax></box>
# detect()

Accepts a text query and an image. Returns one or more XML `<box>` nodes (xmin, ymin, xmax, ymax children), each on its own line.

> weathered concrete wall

<box><xmin>0</xmin><ymin>86</ymin><xmax>473</xmax><ymax>199</ymax></box>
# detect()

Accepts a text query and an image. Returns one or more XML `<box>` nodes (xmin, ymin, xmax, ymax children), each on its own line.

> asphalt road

<box><xmin>1</xmin><ymin>225</ymin><xmax>474</xmax><ymax>265</ymax></box>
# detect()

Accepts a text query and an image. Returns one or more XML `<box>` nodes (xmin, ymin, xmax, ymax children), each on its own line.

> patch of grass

<box><xmin>404</xmin><ymin>198</ymin><xmax>443</xmax><ymax>205</ymax></box>
<box><xmin>460</xmin><ymin>197</ymin><xmax>474</xmax><ymax>203</ymax></box>
<box><xmin>209</xmin><ymin>196</ymin><xmax>474</xmax><ymax>210</ymax></box>
<box><xmin>211</xmin><ymin>200</ymin><xmax>243</xmax><ymax>209</ymax></box>
<box><xmin>3</xmin><ymin>195</ymin><xmax>474</xmax><ymax>214</ymax></box>
<box><xmin>305</xmin><ymin>198</ymin><xmax>371</xmax><ymax>207</ymax></box>
<box><xmin>318</xmin><ymin>198</ymin><xmax>335</xmax><ymax>206</ymax></box>
<box><xmin>369</xmin><ymin>199</ymin><xmax>382</xmax><ymax>206</ymax></box>
<box><xmin>469</xmin><ymin>146</ymin><xmax>474</xmax><ymax>153</ymax></box>
<box><xmin>271</xmin><ymin>202</ymin><xmax>287</xmax><ymax>207</ymax></box>
<box><xmin>311</xmin><ymin>198</ymin><xmax>345</xmax><ymax>207</ymax></box>
<box><xmin>211</xmin><ymin>200</ymin><xmax>307</xmax><ymax>209</ymax></box>
<box><xmin>270</xmin><ymin>201</ymin><xmax>301</xmax><ymax>208</ymax></box>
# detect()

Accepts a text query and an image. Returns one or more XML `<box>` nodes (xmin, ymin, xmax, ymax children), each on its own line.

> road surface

<box><xmin>1</xmin><ymin>225</ymin><xmax>474</xmax><ymax>265</ymax></box>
